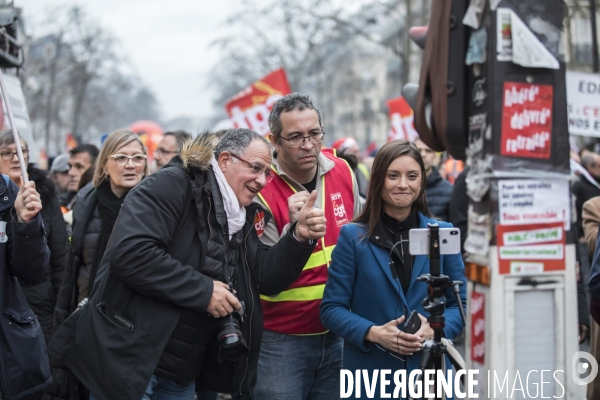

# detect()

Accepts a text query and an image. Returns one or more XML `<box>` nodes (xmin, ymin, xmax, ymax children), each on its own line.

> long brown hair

<box><xmin>354</xmin><ymin>139</ymin><xmax>432</xmax><ymax>237</ymax></box>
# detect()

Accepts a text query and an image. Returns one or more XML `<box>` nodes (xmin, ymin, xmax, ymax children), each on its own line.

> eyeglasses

<box><xmin>155</xmin><ymin>148</ymin><xmax>179</xmax><ymax>156</ymax></box>
<box><xmin>230</xmin><ymin>153</ymin><xmax>274</xmax><ymax>183</ymax></box>
<box><xmin>0</xmin><ymin>149</ymin><xmax>28</xmax><ymax>161</ymax></box>
<box><xmin>110</xmin><ymin>154</ymin><xmax>147</xmax><ymax>166</ymax></box>
<box><xmin>279</xmin><ymin>131</ymin><xmax>325</xmax><ymax>147</ymax></box>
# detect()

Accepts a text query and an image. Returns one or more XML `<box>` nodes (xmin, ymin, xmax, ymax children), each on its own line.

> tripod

<box><xmin>409</xmin><ymin>224</ymin><xmax>467</xmax><ymax>400</ymax></box>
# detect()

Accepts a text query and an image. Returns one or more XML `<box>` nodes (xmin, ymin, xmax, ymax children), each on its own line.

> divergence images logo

<box><xmin>572</xmin><ymin>351</ymin><xmax>598</xmax><ymax>385</ymax></box>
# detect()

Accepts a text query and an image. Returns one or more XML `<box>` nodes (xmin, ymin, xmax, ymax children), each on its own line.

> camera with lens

<box><xmin>214</xmin><ymin>290</ymin><xmax>248</xmax><ymax>363</ymax></box>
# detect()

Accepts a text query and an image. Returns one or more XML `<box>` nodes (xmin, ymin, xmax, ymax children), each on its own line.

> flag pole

<box><xmin>0</xmin><ymin>70</ymin><xmax>27</xmax><ymax>183</ymax></box>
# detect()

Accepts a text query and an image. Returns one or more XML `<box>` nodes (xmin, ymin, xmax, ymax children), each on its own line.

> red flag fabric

<box><xmin>66</xmin><ymin>133</ymin><xmax>78</xmax><ymax>150</ymax></box>
<box><xmin>386</xmin><ymin>96</ymin><xmax>419</xmax><ymax>142</ymax></box>
<box><xmin>225</xmin><ymin>68</ymin><xmax>292</xmax><ymax>136</ymax></box>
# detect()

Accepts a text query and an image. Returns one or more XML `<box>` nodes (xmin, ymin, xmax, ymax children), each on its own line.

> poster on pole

<box><xmin>566</xmin><ymin>70</ymin><xmax>600</xmax><ymax>137</ymax></box>
<box><xmin>225</xmin><ymin>68</ymin><xmax>292</xmax><ymax>136</ymax></box>
<box><xmin>386</xmin><ymin>96</ymin><xmax>419</xmax><ymax>142</ymax></box>
<box><xmin>500</xmin><ymin>82</ymin><xmax>553</xmax><ymax>159</ymax></box>
<box><xmin>498</xmin><ymin>179</ymin><xmax>570</xmax><ymax>229</ymax></box>
<box><xmin>496</xmin><ymin>222</ymin><xmax>566</xmax><ymax>274</ymax></box>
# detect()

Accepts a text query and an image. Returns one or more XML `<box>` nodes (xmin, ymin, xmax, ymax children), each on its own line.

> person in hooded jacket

<box><xmin>0</xmin><ymin>165</ymin><xmax>51</xmax><ymax>399</ymax></box>
<box><xmin>0</xmin><ymin>129</ymin><xmax>69</xmax><ymax>345</ymax></box>
<box><xmin>49</xmin><ymin>129</ymin><xmax>149</xmax><ymax>400</ymax></box>
<box><xmin>47</xmin><ymin>129</ymin><xmax>324</xmax><ymax>400</ymax></box>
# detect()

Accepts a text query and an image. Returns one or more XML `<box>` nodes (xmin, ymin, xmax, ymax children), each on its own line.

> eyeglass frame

<box><xmin>0</xmin><ymin>148</ymin><xmax>28</xmax><ymax>161</ymax></box>
<box><xmin>229</xmin><ymin>153</ymin><xmax>274</xmax><ymax>183</ymax></box>
<box><xmin>110</xmin><ymin>153</ymin><xmax>148</xmax><ymax>166</ymax></box>
<box><xmin>278</xmin><ymin>130</ymin><xmax>325</xmax><ymax>147</ymax></box>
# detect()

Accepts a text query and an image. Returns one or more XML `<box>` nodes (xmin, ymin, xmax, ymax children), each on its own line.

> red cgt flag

<box><xmin>386</xmin><ymin>96</ymin><xmax>419</xmax><ymax>142</ymax></box>
<box><xmin>225</xmin><ymin>68</ymin><xmax>292</xmax><ymax>136</ymax></box>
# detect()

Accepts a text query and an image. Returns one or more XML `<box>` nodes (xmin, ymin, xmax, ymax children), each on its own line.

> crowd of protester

<box><xmin>3</xmin><ymin>92</ymin><xmax>595</xmax><ymax>400</ymax></box>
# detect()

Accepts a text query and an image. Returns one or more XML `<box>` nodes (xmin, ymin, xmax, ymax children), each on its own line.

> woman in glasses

<box><xmin>0</xmin><ymin>129</ymin><xmax>69</xmax><ymax>346</ymax></box>
<box><xmin>55</xmin><ymin>129</ymin><xmax>149</xmax><ymax>329</ymax></box>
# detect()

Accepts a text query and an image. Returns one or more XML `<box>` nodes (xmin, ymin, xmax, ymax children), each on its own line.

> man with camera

<box><xmin>47</xmin><ymin>129</ymin><xmax>325</xmax><ymax>400</ymax></box>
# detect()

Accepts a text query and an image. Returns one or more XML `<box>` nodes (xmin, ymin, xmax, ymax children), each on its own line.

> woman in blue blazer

<box><xmin>321</xmin><ymin>140</ymin><xmax>467</xmax><ymax>399</ymax></box>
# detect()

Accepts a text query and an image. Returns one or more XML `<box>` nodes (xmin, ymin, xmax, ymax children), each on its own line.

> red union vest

<box><xmin>257</xmin><ymin>150</ymin><xmax>355</xmax><ymax>334</ymax></box>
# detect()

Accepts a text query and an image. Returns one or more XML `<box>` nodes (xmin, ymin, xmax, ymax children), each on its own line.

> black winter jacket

<box><xmin>0</xmin><ymin>175</ymin><xmax>52</xmax><ymax>399</ymax></box>
<box><xmin>19</xmin><ymin>165</ymin><xmax>68</xmax><ymax>344</ymax></box>
<box><xmin>425</xmin><ymin>167</ymin><xmax>453</xmax><ymax>222</ymax></box>
<box><xmin>53</xmin><ymin>183</ymin><xmax>100</xmax><ymax>329</ymax></box>
<box><xmin>573</xmin><ymin>176</ymin><xmax>600</xmax><ymax>238</ymax></box>
<box><xmin>47</xmin><ymin>138</ymin><xmax>315</xmax><ymax>400</ymax></box>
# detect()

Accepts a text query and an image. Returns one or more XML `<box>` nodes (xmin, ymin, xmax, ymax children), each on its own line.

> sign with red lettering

<box><xmin>501</xmin><ymin>82</ymin><xmax>553</xmax><ymax>159</ymax></box>
<box><xmin>496</xmin><ymin>222</ymin><xmax>565</xmax><ymax>274</ymax></box>
<box><xmin>566</xmin><ymin>70</ymin><xmax>600</xmax><ymax>137</ymax></box>
<box><xmin>470</xmin><ymin>291</ymin><xmax>485</xmax><ymax>365</ymax></box>
<box><xmin>225</xmin><ymin>69</ymin><xmax>292</xmax><ymax>136</ymax></box>
<box><xmin>498</xmin><ymin>179</ymin><xmax>570</xmax><ymax>229</ymax></box>
<box><xmin>330</xmin><ymin>192</ymin><xmax>349</xmax><ymax>227</ymax></box>
<box><xmin>386</xmin><ymin>96</ymin><xmax>419</xmax><ymax>142</ymax></box>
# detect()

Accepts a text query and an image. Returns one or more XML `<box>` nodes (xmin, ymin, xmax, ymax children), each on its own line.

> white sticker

<box><xmin>510</xmin><ymin>262</ymin><xmax>544</xmax><ymax>275</ymax></box>
<box><xmin>503</xmin><ymin>226</ymin><xmax>563</xmax><ymax>246</ymax></box>
<box><xmin>498</xmin><ymin>179</ymin><xmax>570</xmax><ymax>229</ymax></box>
<box><xmin>499</xmin><ymin>244</ymin><xmax>564</xmax><ymax>260</ymax></box>
<box><xmin>0</xmin><ymin>221</ymin><xmax>7</xmax><ymax>243</ymax></box>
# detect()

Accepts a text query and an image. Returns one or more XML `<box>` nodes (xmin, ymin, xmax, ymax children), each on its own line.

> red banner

<box><xmin>470</xmin><ymin>291</ymin><xmax>485</xmax><ymax>365</ymax></box>
<box><xmin>501</xmin><ymin>82</ymin><xmax>553</xmax><ymax>159</ymax></box>
<box><xmin>225</xmin><ymin>68</ymin><xmax>292</xmax><ymax>136</ymax></box>
<box><xmin>386</xmin><ymin>96</ymin><xmax>419</xmax><ymax>142</ymax></box>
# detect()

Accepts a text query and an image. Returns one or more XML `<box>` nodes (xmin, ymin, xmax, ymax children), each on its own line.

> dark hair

<box><xmin>164</xmin><ymin>130</ymin><xmax>192</xmax><ymax>152</ymax></box>
<box><xmin>268</xmin><ymin>93</ymin><xmax>322</xmax><ymax>138</ymax></box>
<box><xmin>214</xmin><ymin>128</ymin><xmax>271</xmax><ymax>158</ymax></box>
<box><xmin>354</xmin><ymin>139</ymin><xmax>432</xmax><ymax>238</ymax></box>
<box><xmin>70</xmin><ymin>144</ymin><xmax>100</xmax><ymax>165</ymax></box>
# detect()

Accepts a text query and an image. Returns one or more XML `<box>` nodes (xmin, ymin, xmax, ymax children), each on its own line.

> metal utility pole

<box><xmin>592</xmin><ymin>0</ymin><xmax>599</xmax><ymax>72</ymax></box>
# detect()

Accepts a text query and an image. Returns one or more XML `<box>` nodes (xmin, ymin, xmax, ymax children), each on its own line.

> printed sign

<box><xmin>225</xmin><ymin>68</ymin><xmax>292</xmax><ymax>136</ymax></box>
<box><xmin>502</xmin><ymin>226</ymin><xmax>563</xmax><ymax>246</ymax></box>
<box><xmin>331</xmin><ymin>192</ymin><xmax>349</xmax><ymax>227</ymax></box>
<box><xmin>499</xmin><ymin>244</ymin><xmax>564</xmax><ymax>260</ymax></box>
<box><xmin>464</xmin><ymin>208</ymin><xmax>490</xmax><ymax>257</ymax></box>
<box><xmin>254</xmin><ymin>210</ymin><xmax>265</xmax><ymax>238</ymax></box>
<box><xmin>496</xmin><ymin>222</ymin><xmax>566</xmax><ymax>274</ymax></box>
<box><xmin>498</xmin><ymin>179</ymin><xmax>570</xmax><ymax>229</ymax></box>
<box><xmin>386</xmin><ymin>96</ymin><xmax>419</xmax><ymax>142</ymax></box>
<box><xmin>470</xmin><ymin>291</ymin><xmax>485</xmax><ymax>364</ymax></box>
<box><xmin>501</xmin><ymin>82</ymin><xmax>553</xmax><ymax>159</ymax></box>
<box><xmin>510</xmin><ymin>262</ymin><xmax>544</xmax><ymax>275</ymax></box>
<box><xmin>566</xmin><ymin>70</ymin><xmax>600</xmax><ymax>137</ymax></box>
<box><xmin>0</xmin><ymin>221</ymin><xmax>6</xmax><ymax>243</ymax></box>
<box><xmin>496</xmin><ymin>8</ymin><xmax>559</xmax><ymax>69</ymax></box>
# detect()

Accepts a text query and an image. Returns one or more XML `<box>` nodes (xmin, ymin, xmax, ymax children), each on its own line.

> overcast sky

<box><xmin>21</xmin><ymin>0</ymin><xmax>237</xmax><ymax>122</ymax></box>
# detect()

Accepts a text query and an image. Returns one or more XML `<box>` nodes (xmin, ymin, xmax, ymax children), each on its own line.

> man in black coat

<box><xmin>0</xmin><ymin>175</ymin><xmax>51</xmax><ymax>399</ymax></box>
<box><xmin>414</xmin><ymin>139</ymin><xmax>453</xmax><ymax>221</ymax></box>
<box><xmin>47</xmin><ymin>129</ymin><xmax>325</xmax><ymax>400</ymax></box>
<box><xmin>573</xmin><ymin>152</ymin><xmax>600</xmax><ymax>239</ymax></box>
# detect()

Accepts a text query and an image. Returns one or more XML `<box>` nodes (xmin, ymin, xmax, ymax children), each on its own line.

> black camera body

<box><xmin>214</xmin><ymin>291</ymin><xmax>248</xmax><ymax>363</ymax></box>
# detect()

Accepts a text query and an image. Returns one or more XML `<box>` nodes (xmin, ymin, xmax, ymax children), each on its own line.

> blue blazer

<box><xmin>321</xmin><ymin>212</ymin><xmax>467</xmax><ymax>399</ymax></box>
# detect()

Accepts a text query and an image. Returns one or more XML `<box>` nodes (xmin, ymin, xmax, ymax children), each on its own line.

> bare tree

<box><xmin>20</xmin><ymin>5</ymin><xmax>161</xmax><ymax>154</ymax></box>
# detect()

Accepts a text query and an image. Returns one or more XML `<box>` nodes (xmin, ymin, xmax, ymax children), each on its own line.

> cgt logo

<box><xmin>331</xmin><ymin>192</ymin><xmax>348</xmax><ymax>227</ymax></box>
<box><xmin>572</xmin><ymin>351</ymin><xmax>598</xmax><ymax>385</ymax></box>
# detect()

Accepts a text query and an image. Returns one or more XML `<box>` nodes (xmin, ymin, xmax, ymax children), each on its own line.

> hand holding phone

<box><xmin>403</xmin><ymin>310</ymin><xmax>422</xmax><ymax>334</ymax></box>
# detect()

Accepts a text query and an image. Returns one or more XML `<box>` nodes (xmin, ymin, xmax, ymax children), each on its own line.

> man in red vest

<box><xmin>254</xmin><ymin>93</ymin><xmax>362</xmax><ymax>399</ymax></box>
